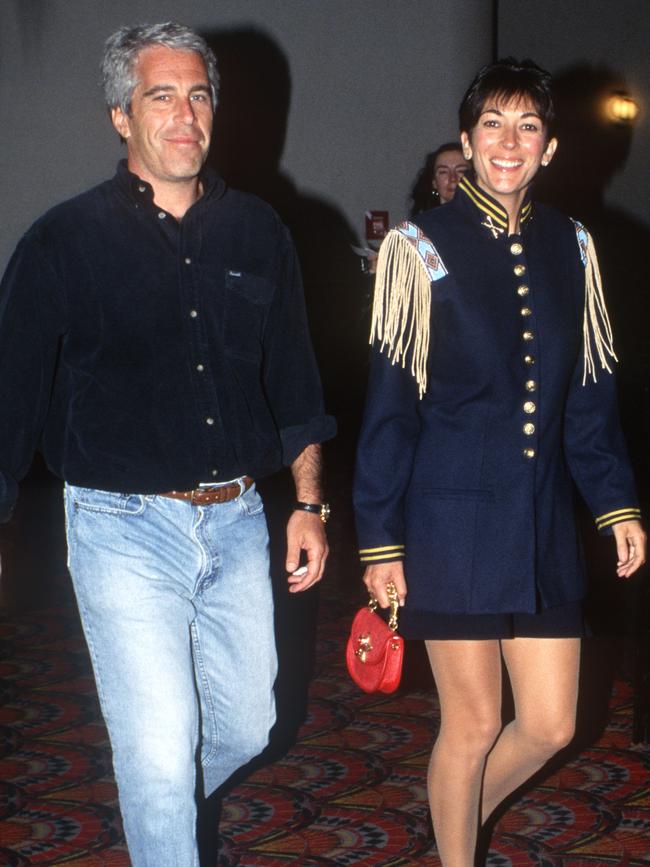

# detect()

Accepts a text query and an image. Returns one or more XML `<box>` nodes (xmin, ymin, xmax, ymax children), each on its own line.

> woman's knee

<box><xmin>518</xmin><ymin>714</ymin><xmax>576</xmax><ymax>757</ymax></box>
<box><xmin>542</xmin><ymin>716</ymin><xmax>576</xmax><ymax>752</ymax></box>
<box><xmin>439</xmin><ymin>710</ymin><xmax>501</xmax><ymax>758</ymax></box>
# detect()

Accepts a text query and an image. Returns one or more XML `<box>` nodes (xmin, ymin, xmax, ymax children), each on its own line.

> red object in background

<box><xmin>365</xmin><ymin>210</ymin><xmax>389</xmax><ymax>241</ymax></box>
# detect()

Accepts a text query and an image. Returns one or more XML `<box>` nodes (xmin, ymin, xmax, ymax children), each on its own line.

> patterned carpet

<box><xmin>2</xmin><ymin>572</ymin><xmax>650</xmax><ymax>867</ymax></box>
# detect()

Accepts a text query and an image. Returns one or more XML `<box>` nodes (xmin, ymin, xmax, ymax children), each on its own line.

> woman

<box><xmin>409</xmin><ymin>142</ymin><xmax>470</xmax><ymax>217</ymax></box>
<box><xmin>353</xmin><ymin>58</ymin><xmax>646</xmax><ymax>866</ymax></box>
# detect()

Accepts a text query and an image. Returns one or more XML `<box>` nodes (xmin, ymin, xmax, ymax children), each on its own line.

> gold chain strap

<box><xmin>368</xmin><ymin>581</ymin><xmax>399</xmax><ymax>632</ymax></box>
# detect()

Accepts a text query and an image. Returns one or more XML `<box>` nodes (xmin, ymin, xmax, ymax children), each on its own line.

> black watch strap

<box><xmin>294</xmin><ymin>501</ymin><xmax>331</xmax><ymax>523</ymax></box>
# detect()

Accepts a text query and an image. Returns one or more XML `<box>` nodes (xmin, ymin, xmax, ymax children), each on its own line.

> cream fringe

<box><xmin>370</xmin><ymin>230</ymin><xmax>431</xmax><ymax>399</ymax></box>
<box><xmin>582</xmin><ymin>229</ymin><xmax>617</xmax><ymax>385</ymax></box>
<box><xmin>370</xmin><ymin>225</ymin><xmax>615</xmax><ymax>394</ymax></box>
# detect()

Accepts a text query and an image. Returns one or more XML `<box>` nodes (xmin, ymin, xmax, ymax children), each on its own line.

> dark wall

<box><xmin>0</xmin><ymin>0</ymin><xmax>492</xmax><ymax>272</ymax></box>
<box><xmin>499</xmin><ymin>0</ymin><xmax>650</xmax><ymax>228</ymax></box>
<box><xmin>499</xmin><ymin>0</ymin><xmax>650</xmax><ymax>396</ymax></box>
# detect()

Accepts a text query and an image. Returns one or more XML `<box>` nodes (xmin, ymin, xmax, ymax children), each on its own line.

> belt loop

<box><xmin>237</xmin><ymin>476</ymin><xmax>247</xmax><ymax>497</ymax></box>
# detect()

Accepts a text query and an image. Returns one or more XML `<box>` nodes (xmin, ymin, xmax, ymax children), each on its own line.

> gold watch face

<box><xmin>320</xmin><ymin>503</ymin><xmax>331</xmax><ymax>523</ymax></box>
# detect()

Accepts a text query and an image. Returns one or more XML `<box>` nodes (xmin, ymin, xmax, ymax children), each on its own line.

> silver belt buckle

<box><xmin>198</xmin><ymin>477</ymin><xmax>248</xmax><ymax>496</ymax></box>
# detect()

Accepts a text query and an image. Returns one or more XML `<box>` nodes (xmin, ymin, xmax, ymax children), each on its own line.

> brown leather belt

<box><xmin>160</xmin><ymin>476</ymin><xmax>253</xmax><ymax>505</ymax></box>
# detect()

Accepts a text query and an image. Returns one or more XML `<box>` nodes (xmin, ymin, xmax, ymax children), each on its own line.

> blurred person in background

<box><xmin>409</xmin><ymin>141</ymin><xmax>470</xmax><ymax>217</ymax></box>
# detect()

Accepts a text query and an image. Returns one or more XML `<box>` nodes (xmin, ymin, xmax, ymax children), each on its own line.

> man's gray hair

<box><xmin>101</xmin><ymin>21</ymin><xmax>219</xmax><ymax>113</ymax></box>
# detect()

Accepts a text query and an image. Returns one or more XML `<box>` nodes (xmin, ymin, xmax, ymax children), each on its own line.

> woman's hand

<box><xmin>363</xmin><ymin>561</ymin><xmax>407</xmax><ymax>608</ymax></box>
<box><xmin>613</xmin><ymin>519</ymin><xmax>647</xmax><ymax>578</ymax></box>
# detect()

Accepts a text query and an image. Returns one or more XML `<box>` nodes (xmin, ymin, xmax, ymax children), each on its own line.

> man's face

<box><xmin>111</xmin><ymin>45</ymin><xmax>213</xmax><ymax>188</ymax></box>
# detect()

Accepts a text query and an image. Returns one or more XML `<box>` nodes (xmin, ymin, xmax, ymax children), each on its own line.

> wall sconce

<box><xmin>606</xmin><ymin>92</ymin><xmax>639</xmax><ymax>125</ymax></box>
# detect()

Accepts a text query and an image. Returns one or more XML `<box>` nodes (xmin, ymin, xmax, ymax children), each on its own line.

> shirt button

<box><xmin>514</xmin><ymin>264</ymin><xmax>526</xmax><ymax>276</ymax></box>
<box><xmin>520</xmin><ymin>307</ymin><xmax>532</xmax><ymax>317</ymax></box>
<box><xmin>196</xmin><ymin>363</ymin><xmax>204</xmax><ymax>372</ymax></box>
<box><xmin>510</xmin><ymin>242</ymin><xmax>523</xmax><ymax>255</ymax></box>
<box><xmin>206</xmin><ymin>417</ymin><xmax>214</xmax><ymax>425</ymax></box>
<box><xmin>523</xmin><ymin>401</ymin><xmax>536</xmax><ymax>414</ymax></box>
<box><xmin>184</xmin><ymin>257</ymin><xmax>192</xmax><ymax>265</ymax></box>
<box><xmin>525</xmin><ymin>379</ymin><xmax>537</xmax><ymax>391</ymax></box>
<box><xmin>524</xmin><ymin>354</ymin><xmax>535</xmax><ymax>365</ymax></box>
<box><xmin>138</xmin><ymin>185</ymin><xmax>146</xmax><ymax>193</ymax></box>
<box><xmin>523</xmin><ymin>448</ymin><xmax>536</xmax><ymax>459</ymax></box>
<box><xmin>158</xmin><ymin>211</ymin><xmax>166</xmax><ymax>220</ymax></box>
<box><xmin>522</xmin><ymin>330</ymin><xmax>534</xmax><ymax>341</ymax></box>
<box><xmin>523</xmin><ymin>422</ymin><xmax>535</xmax><ymax>435</ymax></box>
<box><xmin>211</xmin><ymin>469</ymin><xmax>218</xmax><ymax>477</ymax></box>
<box><xmin>190</xmin><ymin>309</ymin><xmax>198</xmax><ymax>318</ymax></box>
<box><xmin>517</xmin><ymin>285</ymin><xmax>530</xmax><ymax>297</ymax></box>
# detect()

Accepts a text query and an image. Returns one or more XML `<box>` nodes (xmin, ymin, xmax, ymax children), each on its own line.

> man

<box><xmin>0</xmin><ymin>22</ymin><xmax>335</xmax><ymax>866</ymax></box>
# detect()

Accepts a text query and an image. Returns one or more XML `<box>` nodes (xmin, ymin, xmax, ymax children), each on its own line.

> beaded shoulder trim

<box><xmin>370</xmin><ymin>221</ymin><xmax>447</xmax><ymax>398</ymax></box>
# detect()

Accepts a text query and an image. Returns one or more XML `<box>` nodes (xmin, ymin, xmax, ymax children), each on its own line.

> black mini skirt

<box><xmin>400</xmin><ymin>599</ymin><xmax>586</xmax><ymax>640</ymax></box>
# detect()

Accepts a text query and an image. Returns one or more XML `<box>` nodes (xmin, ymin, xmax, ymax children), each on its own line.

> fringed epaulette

<box><xmin>572</xmin><ymin>219</ymin><xmax>617</xmax><ymax>385</ymax></box>
<box><xmin>370</xmin><ymin>221</ymin><xmax>447</xmax><ymax>398</ymax></box>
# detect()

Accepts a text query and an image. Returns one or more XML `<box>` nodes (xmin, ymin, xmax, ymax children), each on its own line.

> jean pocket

<box><xmin>240</xmin><ymin>484</ymin><xmax>264</xmax><ymax>517</ymax></box>
<box><xmin>69</xmin><ymin>485</ymin><xmax>147</xmax><ymax>516</ymax></box>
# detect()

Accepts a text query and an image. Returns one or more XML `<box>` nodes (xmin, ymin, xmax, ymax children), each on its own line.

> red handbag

<box><xmin>346</xmin><ymin>582</ymin><xmax>404</xmax><ymax>694</ymax></box>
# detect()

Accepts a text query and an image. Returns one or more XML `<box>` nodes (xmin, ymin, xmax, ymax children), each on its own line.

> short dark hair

<box><xmin>459</xmin><ymin>58</ymin><xmax>554</xmax><ymax>135</ymax></box>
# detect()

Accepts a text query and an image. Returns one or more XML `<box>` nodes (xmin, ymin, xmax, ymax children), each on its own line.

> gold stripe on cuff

<box><xmin>359</xmin><ymin>551</ymin><xmax>406</xmax><ymax>563</ymax></box>
<box><xmin>596</xmin><ymin>507</ymin><xmax>641</xmax><ymax>522</ymax></box>
<box><xmin>596</xmin><ymin>509</ymin><xmax>641</xmax><ymax>530</ymax></box>
<box><xmin>358</xmin><ymin>544</ymin><xmax>405</xmax><ymax>554</ymax></box>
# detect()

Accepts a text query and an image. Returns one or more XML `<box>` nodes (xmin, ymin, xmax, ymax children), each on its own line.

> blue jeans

<box><xmin>64</xmin><ymin>482</ymin><xmax>277</xmax><ymax>867</ymax></box>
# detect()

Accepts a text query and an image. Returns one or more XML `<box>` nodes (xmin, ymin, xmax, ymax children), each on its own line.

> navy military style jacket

<box><xmin>354</xmin><ymin>175</ymin><xmax>640</xmax><ymax>616</ymax></box>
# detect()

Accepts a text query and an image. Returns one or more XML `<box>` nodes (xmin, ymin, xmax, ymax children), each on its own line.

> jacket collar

<box><xmin>456</xmin><ymin>173</ymin><xmax>532</xmax><ymax>239</ymax></box>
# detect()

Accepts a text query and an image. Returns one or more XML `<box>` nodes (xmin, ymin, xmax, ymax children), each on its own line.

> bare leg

<box><xmin>425</xmin><ymin>640</ymin><xmax>503</xmax><ymax>867</ymax></box>
<box><xmin>480</xmin><ymin>637</ymin><xmax>580</xmax><ymax>824</ymax></box>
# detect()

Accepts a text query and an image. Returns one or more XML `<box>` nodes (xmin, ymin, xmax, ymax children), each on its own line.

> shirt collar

<box><xmin>114</xmin><ymin>159</ymin><xmax>226</xmax><ymax>210</ymax></box>
<box><xmin>456</xmin><ymin>173</ymin><xmax>533</xmax><ymax>239</ymax></box>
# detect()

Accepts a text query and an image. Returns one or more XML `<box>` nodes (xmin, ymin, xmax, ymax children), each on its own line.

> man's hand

<box><xmin>285</xmin><ymin>510</ymin><xmax>328</xmax><ymax>592</ymax></box>
<box><xmin>613</xmin><ymin>519</ymin><xmax>647</xmax><ymax>578</ymax></box>
<box><xmin>287</xmin><ymin>443</ymin><xmax>327</xmax><ymax>592</ymax></box>
<box><xmin>363</xmin><ymin>561</ymin><xmax>407</xmax><ymax>608</ymax></box>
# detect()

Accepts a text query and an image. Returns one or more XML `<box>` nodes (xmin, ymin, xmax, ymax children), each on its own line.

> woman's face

<box><xmin>432</xmin><ymin>149</ymin><xmax>470</xmax><ymax>203</ymax></box>
<box><xmin>460</xmin><ymin>94</ymin><xmax>557</xmax><ymax>214</ymax></box>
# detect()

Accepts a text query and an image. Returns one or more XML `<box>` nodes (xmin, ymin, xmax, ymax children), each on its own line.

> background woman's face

<box><xmin>433</xmin><ymin>149</ymin><xmax>470</xmax><ymax>203</ymax></box>
<box><xmin>460</xmin><ymin>95</ymin><xmax>557</xmax><ymax>211</ymax></box>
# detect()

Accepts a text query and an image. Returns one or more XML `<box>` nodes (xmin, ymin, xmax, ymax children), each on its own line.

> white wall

<box><xmin>0</xmin><ymin>0</ymin><xmax>492</xmax><ymax>270</ymax></box>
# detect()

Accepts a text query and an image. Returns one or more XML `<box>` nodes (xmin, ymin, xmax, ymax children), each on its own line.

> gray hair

<box><xmin>101</xmin><ymin>21</ymin><xmax>219</xmax><ymax>113</ymax></box>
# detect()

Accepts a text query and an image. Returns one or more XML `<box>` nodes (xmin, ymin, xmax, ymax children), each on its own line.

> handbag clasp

<box><xmin>355</xmin><ymin>634</ymin><xmax>373</xmax><ymax>663</ymax></box>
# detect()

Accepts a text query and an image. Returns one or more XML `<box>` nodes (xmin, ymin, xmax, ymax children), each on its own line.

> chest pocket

<box><xmin>224</xmin><ymin>269</ymin><xmax>274</xmax><ymax>362</ymax></box>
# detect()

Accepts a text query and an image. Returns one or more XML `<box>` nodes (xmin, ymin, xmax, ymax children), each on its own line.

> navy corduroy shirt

<box><xmin>0</xmin><ymin>162</ymin><xmax>335</xmax><ymax>521</ymax></box>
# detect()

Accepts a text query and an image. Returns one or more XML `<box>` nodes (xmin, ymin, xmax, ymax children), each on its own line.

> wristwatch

<box><xmin>294</xmin><ymin>501</ymin><xmax>331</xmax><ymax>523</ymax></box>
